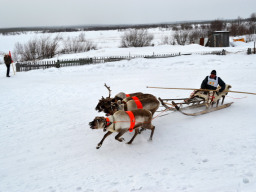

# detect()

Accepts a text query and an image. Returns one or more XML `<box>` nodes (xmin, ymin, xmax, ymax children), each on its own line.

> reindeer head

<box><xmin>95</xmin><ymin>96</ymin><xmax>111</xmax><ymax>112</ymax></box>
<box><xmin>95</xmin><ymin>83</ymin><xmax>118</xmax><ymax>115</ymax></box>
<box><xmin>89</xmin><ymin>116</ymin><xmax>106</xmax><ymax>130</ymax></box>
<box><xmin>101</xmin><ymin>100</ymin><xmax>119</xmax><ymax>116</ymax></box>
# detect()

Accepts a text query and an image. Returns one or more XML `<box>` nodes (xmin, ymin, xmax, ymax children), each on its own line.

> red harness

<box><xmin>105</xmin><ymin>117</ymin><xmax>111</xmax><ymax>127</ymax></box>
<box><xmin>126</xmin><ymin>94</ymin><xmax>130</xmax><ymax>97</ymax></box>
<box><xmin>126</xmin><ymin>111</ymin><xmax>135</xmax><ymax>132</ymax></box>
<box><xmin>132</xmin><ymin>96</ymin><xmax>143</xmax><ymax>109</ymax></box>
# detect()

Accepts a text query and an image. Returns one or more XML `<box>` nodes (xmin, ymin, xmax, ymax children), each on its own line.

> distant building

<box><xmin>207</xmin><ymin>31</ymin><xmax>230</xmax><ymax>47</ymax></box>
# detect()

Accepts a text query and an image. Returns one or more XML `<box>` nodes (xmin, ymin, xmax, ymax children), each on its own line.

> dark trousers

<box><xmin>6</xmin><ymin>64</ymin><xmax>10</xmax><ymax>77</ymax></box>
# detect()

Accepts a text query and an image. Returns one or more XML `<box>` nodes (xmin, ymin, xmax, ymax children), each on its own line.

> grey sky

<box><xmin>0</xmin><ymin>0</ymin><xmax>255</xmax><ymax>28</ymax></box>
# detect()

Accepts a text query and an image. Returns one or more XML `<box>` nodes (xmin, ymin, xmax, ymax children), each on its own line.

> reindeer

<box><xmin>95</xmin><ymin>83</ymin><xmax>144</xmax><ymax>113</ymax></box>
<box><xmin>100</xmin><ymin>95</ymin><xmax>159</xmax><ymax>116</ymax></box>
<box><xmin>89</xmin><ymin>109</ymin><xmax>155</xmax><ymax>149</ymax></box>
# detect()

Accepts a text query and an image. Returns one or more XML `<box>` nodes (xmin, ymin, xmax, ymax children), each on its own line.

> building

<box><xmin>207</xmin><ymin>31</ymin><xmax>230</xmax><ymax>47</ymax></box>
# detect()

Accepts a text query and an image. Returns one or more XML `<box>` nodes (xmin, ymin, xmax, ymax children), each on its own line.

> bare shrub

<box><xmin>181</xmin><ymin>24</ymin><xmax>193</xmax><ymax>30</ymax></box>
<box><xmin>229</xmin><ymin>24</ymin><xmax>239</xmax><ymax>36</ymax></box>
<box><xmin>210</xmin><ymin>20</ymin><xmax>224</xmax><ymax>32</ymax></box>
<box><xmin>250</xmin><ymin>12</ymin><xmax>256</xmax><ymax>23</ymax></box>
<box><xmin>121</xmin><ymin>29</ymin><xmax>154</xmax><ymax>47</ymax></box>
<box><xmin>38</xmin><ymin>35</ymin><xmax>61</xmax><ymax>59</ymax></box>
<box><xmin>201</xmin><ymin>24</ymin><xmax>209</xmax><ymax>30</ymax></box>
<box><xmin>249</xmin><ymin>12</ymin><xmax>256</xmax><ymax>34</ymax></box>
<box><xmin>246</xmin><ymin>34</ymin><xmax>256</xmax><ymax>42</ymax></box>
<box><xmin>172</xmin><ymin>25</ymin><xmax>179</xmax><ymax>31</ymax></box>
<box><xmin>62</xmin><ymin>33</ymin><xmax>97</xmax><ymax>53</ymax></box>
<box><xmin>13</xmin><ymin>35</ymin><xmax>61</xmax><ymax>61</ymax></box>
<box><xmin>173</xmin><ymin>31</ymin><xmax>189</xmax><ymax>45</ymax></box>
<box><xmin>229</xmin><ymin>23</ymin><xmax>249</xmax><ymax>36</ymax></box>
<box><xmin>188</xmin><ymin>29</ymin><xmax>208</xmax><ymax>43</ymax></box>
<box><xmin>249</xmin><ymin>24</ymin><xmax>256</xmax><ymax>34</ymax></box>
<box><xmin>188</xmin><ymin>30</ymin><xmax>200</xmax><ymax>44</ymax></box>
<box><xmin>161</xmin><ymin>36</ymin><xmax>175</xmax><ymax>45</ymax></box>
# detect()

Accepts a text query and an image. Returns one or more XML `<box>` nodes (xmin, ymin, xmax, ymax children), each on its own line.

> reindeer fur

<box><xmin>114</xmin><ymin>92</ymin><xmax>143</xmax><ymax>101</ymax></box>
<box><xmin>89</xmin><ymin>109</ymin><xmax>155</xmax><ymax>149</ymax></box>
<box><xmin>122</xmin><ymin>93</ymin><xmax>156</xmax><ymax>103</ymax></box>
<box><xmin>194</xmin><ymin>84</ymin><xmax>232</xmax><ymax>103</ymax></box>
<box><xmin>95</xmin><ymin>92</ymin><xmax>143</xmax><ymax>113</ymax></box>
<box><xmin>118</xmin><ymin>96</ymin><xmax>160</xmax><ymax>115</ymax></box>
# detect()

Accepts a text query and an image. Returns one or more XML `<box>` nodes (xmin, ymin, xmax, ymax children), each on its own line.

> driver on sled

<box><xmin>187</xmin><ymin>70</ymin><xmax>231</xmax><ymax>105</ymax></box>
<box><xmin>201</xmin><ymin>70</ymin><xmax>225</xmax><ymax>94</ymax></box>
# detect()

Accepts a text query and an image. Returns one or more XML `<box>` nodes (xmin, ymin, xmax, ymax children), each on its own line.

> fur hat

<box><xmin>211</xmin><ymin>70</ymin><xmax>216</xmax><ymax>75</ymax></box>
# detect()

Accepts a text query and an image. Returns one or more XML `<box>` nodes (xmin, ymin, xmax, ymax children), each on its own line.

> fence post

<box><xmin>16</xmin><ymin>62</ymin><xmax>20</xmax><ymax>72</ymax></box>
<box><xmin>247</xmin><ymin>48</ymin><xmax>251</xmax><ymax>55</ymax></box>
<box><xmin>56</xmin><ymin>60</ymin><xmax>60</xmax><ymax>68</ymax></box>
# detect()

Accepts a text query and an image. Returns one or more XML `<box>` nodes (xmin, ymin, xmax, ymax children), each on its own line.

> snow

<box><xmin>1</xmin><ymin>30</ymin><xmax>256</xmax><ymax>192</ymax></box>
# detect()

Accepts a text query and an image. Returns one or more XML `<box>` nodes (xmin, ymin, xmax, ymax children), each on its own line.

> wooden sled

<box><xmin>158</xmin><ymin>89</ymin><xmax>233</xmax><ymax>116</ymax></box>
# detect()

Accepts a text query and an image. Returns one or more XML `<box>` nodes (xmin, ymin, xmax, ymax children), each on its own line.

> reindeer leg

<box><xmin>149</xmin><ymin>125</ymin><xmax>155</xmax><ymax>141</ymax></box>
<box><xmin>127</xmin><ymin>128</ymin><xmax>139</xmax><ymax>144</ymax></box>
<box><xmin>97</xmin><ymin>131</ymin><xmax>112</xmax><ymax>149</ymax></box>
<box><xmin>115</xmin><ymin>129</ymin><xmax>127</xmax><ymax>142</ymax></box>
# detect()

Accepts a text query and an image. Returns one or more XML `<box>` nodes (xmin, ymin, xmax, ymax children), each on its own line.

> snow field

<box><xmin>1</xmin><ymin>53</ymin><xmax>256</xmax><ymax>192</ymax></box>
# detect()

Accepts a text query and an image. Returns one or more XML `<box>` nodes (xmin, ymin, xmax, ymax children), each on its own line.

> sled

<box><xmin>158</xmin><ymin>88</ymin><xmax>233</xmax><ymax>116</ymax></box>
<box><xmin>148</xmin><ymin>85</ymin><xmax>256</xmax><ymax>117</ymax></box>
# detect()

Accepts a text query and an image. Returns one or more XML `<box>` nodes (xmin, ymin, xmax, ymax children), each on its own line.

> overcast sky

<box><xmin>0</xmin><ymin>0</ymin><xmax>255</xmax><ymax>28</ymax></box>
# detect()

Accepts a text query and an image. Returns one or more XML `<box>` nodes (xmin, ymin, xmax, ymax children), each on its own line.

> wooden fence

<box><xmin>15</xmin><ymin>50</ymin><xmax>225</xmax><ymax>72</ymax></box>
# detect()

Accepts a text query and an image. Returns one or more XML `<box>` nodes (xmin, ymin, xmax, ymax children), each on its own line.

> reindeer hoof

<box><xmin>119</xmin><ymin>137</ymin><xmax>125</xmax><ymax>142</ymax></box>
<box><xmin>96</xmin><ymin>144</ymin><xmax>102</xmax><ymax>149</ymax></box>
<box><xmin>127</xmin><ymin>142</ymin><xmax>132</xmax><ymax>145</ymax></box>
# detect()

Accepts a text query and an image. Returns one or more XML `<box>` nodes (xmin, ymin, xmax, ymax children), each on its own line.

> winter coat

<box><xmin>4</xmin><ymin>55</ymin><xmax>12</xmax><ymax>65</ymax></box>
<box><xmin>201</xmin><ymin>76</ymin><xmax>226</xmax><ymax>92</ymax></box>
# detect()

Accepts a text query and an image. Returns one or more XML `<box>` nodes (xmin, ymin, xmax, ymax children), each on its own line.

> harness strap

<box><xmin>105</xmin><ymin>117</ymin><xmax>111</xmax><ymax>127</ymax></box>
<box><xmin>132</xmin><ymin>96</ymin><xmax>143</xmax><ymax>109</ymax></box>
<box><xmin>126</xmin><ymin>94</ymin><xmax>130</xmax><ymax>97</ymax></box>
<box><xmin>126</xmin><ymin>111</ymin><xmax>135</xmax><ymax>132</ymax></box>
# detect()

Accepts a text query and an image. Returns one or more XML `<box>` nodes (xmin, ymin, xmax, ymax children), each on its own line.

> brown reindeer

<box><xmin>95</xmin><ymin>83</ymin><xmax>143</xmax><ymax>113</ymax></box>
<box><xmin>89</xmin><ymin>109</ymin><xmax>155</xmax><ymax>149</ymax></box>
<box><xmin>105</xmin><ymin>96</ymin><xmax>159</xmax><ymax>116</ymax></box>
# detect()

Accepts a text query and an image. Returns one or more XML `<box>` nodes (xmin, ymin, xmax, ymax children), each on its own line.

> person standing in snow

<box><xmin>3</xmin><ymin>54</ymin><xmax>12</xmax><ymax>77</ymax></box>
<box><xmin>201</xmin><ymin>70</ymin><xmax>226</xmax><ymax>94</ymax></box>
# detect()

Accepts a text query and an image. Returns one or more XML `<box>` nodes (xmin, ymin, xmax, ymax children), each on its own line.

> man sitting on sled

<box><xmin>201</xmin><ymin>70</ymin><xmax>226</xmax><ymax>94</ymax></box>
<box><xmin>187</xmin><ymin>70</ymin><xmax>231</xmax><ymax>106</ymax></box>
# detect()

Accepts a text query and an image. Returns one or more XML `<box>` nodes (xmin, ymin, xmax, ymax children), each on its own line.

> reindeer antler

<box><xmin>104</xmin><ymin>83</ymin><xmax>112</xmax><ymax>98</ymax></box>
